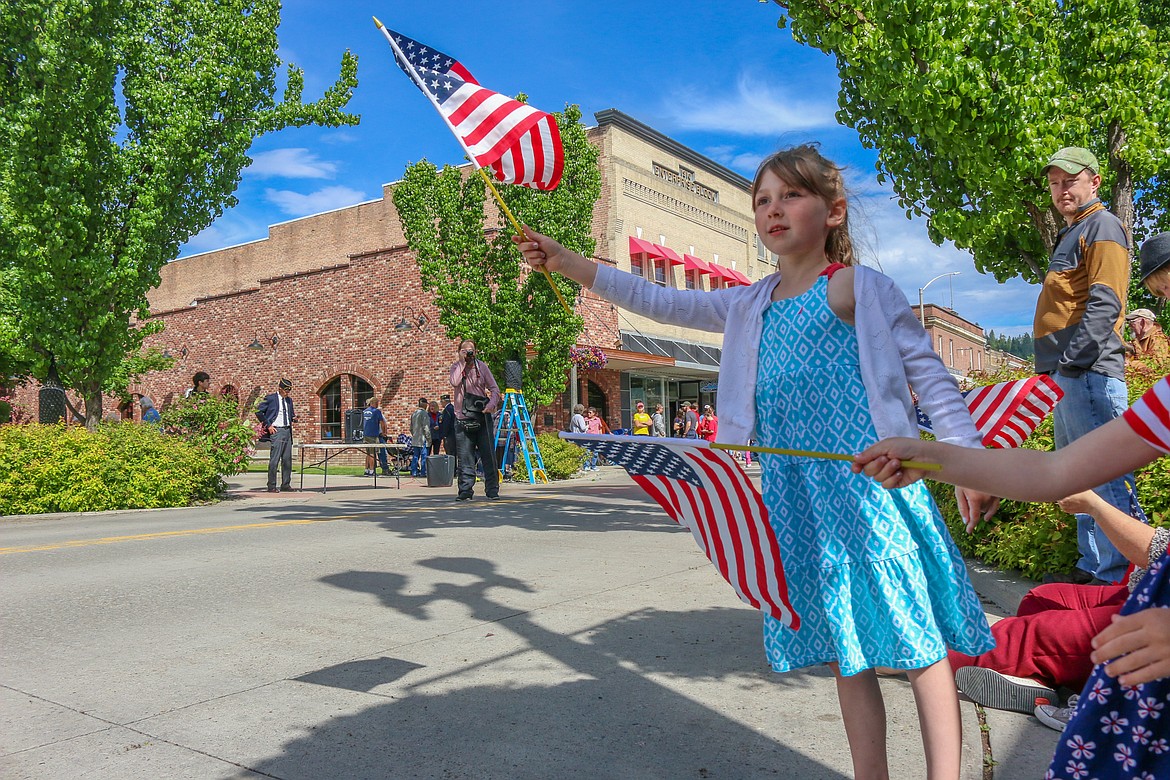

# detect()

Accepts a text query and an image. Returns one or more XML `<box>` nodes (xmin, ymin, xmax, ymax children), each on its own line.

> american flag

<box><xmin>561</xmin><ymin>433</ymin><xmax>800</xmax><ymax>628</ymax></box>
<box><xmin>917</xmin><ymin>375</ymin><xmax>1063</xmax><ymax>448</ymax></box>
<box><xmin>378</xmin><ymin>26</ymin><xmax>563</xmax><ymax>191</ymax></box>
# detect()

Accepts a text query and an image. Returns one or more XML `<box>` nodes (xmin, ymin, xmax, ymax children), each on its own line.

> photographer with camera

<box><xmin>449</xmin><ymin>339</ymin><xmax>502</xmax><ymax>501</ymax></box>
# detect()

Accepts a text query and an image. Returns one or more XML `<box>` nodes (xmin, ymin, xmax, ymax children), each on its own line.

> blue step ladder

<box><xmin>493</xmin><ymin>388</ymin><xmax>548</xmax><ymax>484</ymax></box>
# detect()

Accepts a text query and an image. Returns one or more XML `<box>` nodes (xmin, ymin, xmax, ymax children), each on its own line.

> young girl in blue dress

<box><xmin>516</xmin><ymin>144</ymin><xmax>996</xmax><ymax>779</ymax></box>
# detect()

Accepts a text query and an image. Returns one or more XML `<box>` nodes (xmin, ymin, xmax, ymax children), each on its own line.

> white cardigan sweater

<box><xmin>591</xmin><ymin>263</ymin><xmax>982</xmax><ymax>449</ymax></box>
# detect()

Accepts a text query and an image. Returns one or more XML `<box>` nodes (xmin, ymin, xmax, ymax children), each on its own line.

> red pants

<box><xmin>948</xmin><ymin>583</ymin><xmax>1128</xmax><ymax>690</ymax></box>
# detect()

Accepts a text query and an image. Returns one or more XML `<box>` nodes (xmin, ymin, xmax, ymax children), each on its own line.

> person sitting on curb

<box><xmin>946</xmin><ymin>488</ymin><xmax>1163</xmax><ymax>728</ymax></box>
<box><xmin>853</xmin><ymin>369</ymin><xmax>1170</xmax><ymax>777</ymax></box>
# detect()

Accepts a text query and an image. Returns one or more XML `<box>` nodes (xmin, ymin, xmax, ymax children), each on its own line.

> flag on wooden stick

<box><xmin>917</xmin><ymin>374</ymin><xmax>1063</xmax><ymax>448</ymax></box>
<box><xmin>376</xmin><ymin>24</ymin><xmax>563</xmax><ymax>191</ymax></box>
<box><xmin>562</xmin><ymin>433</ymin><xmax>800</xmax><ymax>628</ymax></box>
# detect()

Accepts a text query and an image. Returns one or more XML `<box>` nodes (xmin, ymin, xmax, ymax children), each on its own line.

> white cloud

<box><xmin>846</xmin><ymin>175</ymin><xmax>1039</xmax><ymax>333</ymax></box>
<box><xmin>180</xmin><ymin>213</ymin><xmax>265</xmax><ymax>257</ymax></box>
<box><xmin>704</xmin><ymin>145</ymin><xmax>764</xmax><ymax>175</ymax></box>
<box><xmin>247</xmin><ymin>148</ymin><xmax>338</xmax><ymax>180</ymax></box>
<box><xmin>660</xmin><ymin>73</ymin><xmax>838</xmax><ymax>136</ymax></box>
<box><xmin>264</xmin><ymin>185</ymin><xmax>368</xmax><ymax>217</ymax></box>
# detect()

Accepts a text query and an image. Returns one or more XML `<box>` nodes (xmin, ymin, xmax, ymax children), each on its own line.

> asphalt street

<box><xmin>1</xmin><ymin>468</ymin><xmax>1059</xmax><ymax>779</ymax></box>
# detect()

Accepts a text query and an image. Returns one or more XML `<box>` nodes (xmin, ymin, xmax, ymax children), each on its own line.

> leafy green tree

<box><xmin>0</xmin><ymin>0</ymin><xmax>359</xmax><ymax>428</ymax></box>
<box><xmin>392</xmin><ymin>104</ymin><xmax>601</xmax><ymax>407</ymax></box>
<box><xmin>767</xmin><ymin>0</ymin><xmax>1170</xmax><ymax>282</ymax></box>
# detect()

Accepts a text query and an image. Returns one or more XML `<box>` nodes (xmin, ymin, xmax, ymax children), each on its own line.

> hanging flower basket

<box><xmin>569</xmin><ymin>345</ymin><xmax>608</xmax><ymax>370</ymax></box>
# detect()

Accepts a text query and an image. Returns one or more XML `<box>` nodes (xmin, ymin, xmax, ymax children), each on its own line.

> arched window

<box><xmin>587</xmin><ymin>380</ymin><xmax>608</xmax><ymax>423</ymax></box>
<box><xmin>320</xmin><ymin>375</ymin><xmax>376</xmax><ymax>441</ymax></box>
<box><xmin>320</xmin><ymin>377</ymin><xmax>342</xmax><ymax>440</ymax></box>
<box><xmin>352</xmin><ymin>377</ymin><xmax>374</xmax><ymax>409</ymax></box>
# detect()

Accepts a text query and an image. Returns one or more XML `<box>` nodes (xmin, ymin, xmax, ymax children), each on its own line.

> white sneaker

<box><xmin>1035</xmin><ymin>694</ymin><xmax>1079</xmax><ymax>732</ymax></box>
<box><xmin>955</xmin><ymin>666</ymin><xmax>1056</xmax><ymax>714</ymax></box>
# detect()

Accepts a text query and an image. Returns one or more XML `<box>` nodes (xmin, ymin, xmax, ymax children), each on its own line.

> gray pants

<box><xmin>268</xmin><ymin>427</ymin><xmax>293</xmax><ymax>490</ymax></box>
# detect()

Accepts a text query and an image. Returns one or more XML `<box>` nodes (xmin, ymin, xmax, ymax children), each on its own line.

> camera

<box><xmin>465</xmin><ymin>350</ymin><xmax>476</xmax><ymax>361</ymax></box>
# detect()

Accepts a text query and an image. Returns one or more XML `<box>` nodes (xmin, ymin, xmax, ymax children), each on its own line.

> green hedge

<box><xmin>0</xmin><ymin>422</ymin><xmax>222</xmax><ymax>515</ymax></box>
<box><xmin>932</xmin><ymin>359</ymin><xmax>1170</xmax><ymax>580</ymax></box>
<box><xmin>512</xmin><ymin>432</ymin><xmax>589</xmax><ymax>481</ymax></box>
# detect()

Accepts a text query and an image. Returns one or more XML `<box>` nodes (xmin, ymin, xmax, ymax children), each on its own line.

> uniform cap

<box><xmin>278</xmin><ymin>378</ymin><xmax>292</xmax><ymax>390</ymax></box>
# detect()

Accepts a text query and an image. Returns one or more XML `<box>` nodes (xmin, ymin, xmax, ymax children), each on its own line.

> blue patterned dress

<box><xmin>758</xmin><ymin>276</ymin><xmax>994</xmax><ymax>676</ymax></box>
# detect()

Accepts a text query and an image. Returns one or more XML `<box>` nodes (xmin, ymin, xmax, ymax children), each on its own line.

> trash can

<box><xmin>427</xmin><ymin>454</ymin><xmax>455</xmax><ymax>488</ymax></box>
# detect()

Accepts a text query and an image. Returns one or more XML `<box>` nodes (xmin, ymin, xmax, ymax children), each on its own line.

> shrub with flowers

<box><xmin>569</xmin><ymin>345</ymin><xmax>608</xmax><ymax>370</ymax></box>
<box><xmin>0</xmin><ymin>387</ymin><xmax>28</xmax><ymax>424</ymax></box>
<box><xmin>160</xmin><ymin>394</ymin><xmax>256</xmax><ymax>476</ymax></box>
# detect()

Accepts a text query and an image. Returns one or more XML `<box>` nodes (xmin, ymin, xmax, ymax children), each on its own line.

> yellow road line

<box><xmin>0</xmin><ymin>493</ymin><xmax>552</xmax><ymax>556</ymax></box>
<box><xmin>0</xmin><ymin>516</ymin><xmax>354</xmax><ymax>555</ymax></box>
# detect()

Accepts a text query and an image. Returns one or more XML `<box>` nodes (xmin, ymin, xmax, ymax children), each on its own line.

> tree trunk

<box><xmin>83</xmin><ymin>385</ymin><xmax>103</xmax><ymax>431</ymax></box>
<box><xmin>1106</xmin><ymin>120</ymin><xmax>1135</xmax><ymax>252</ymax></box>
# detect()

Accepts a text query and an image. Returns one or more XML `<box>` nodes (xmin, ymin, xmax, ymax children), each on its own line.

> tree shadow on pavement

<box><xmin>225</xmin><ymin>556</ymin><xmax>849</xmax><ymax>780</ymax></box>
<box><xmin>233</xmin><ymin>482</ymin><xmax>688</xmax><ymax>541</ymax></box>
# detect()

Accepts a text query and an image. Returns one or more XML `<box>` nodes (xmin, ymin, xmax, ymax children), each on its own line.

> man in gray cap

<box><xmin>257</xmin><ymin>378</ymin><xmax>296</xmax><ymax>493</ymax></box>
<box><xmin>1035</xmin><ymin>147</ymin><xmax>1140</xmax><ymax>585</ymax></box>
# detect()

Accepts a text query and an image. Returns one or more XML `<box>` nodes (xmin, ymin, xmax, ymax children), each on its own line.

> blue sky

<box><xmin>182</xmin><ymin>0</ymin><xmax>1039</xmax><ymax>335</ymax></box>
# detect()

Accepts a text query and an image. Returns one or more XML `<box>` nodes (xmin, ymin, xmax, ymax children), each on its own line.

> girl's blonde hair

<box><xmin>751</xmin><ymin>144</ymin><xmax>856</xmax><ymax>267</ymax></box>
<box><xmin>1145</xmin><ymin>265</ymin><xmax>1170</xmax><ymax>297</ymax></box>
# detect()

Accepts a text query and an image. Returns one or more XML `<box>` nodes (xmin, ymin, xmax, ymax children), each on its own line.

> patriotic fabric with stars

<box><xmin>562</xmin><ymin>433</ymin><xmax>800</xmax><ymax>628</ymax></box>
<box><xmin>383</xmin><ymin>28</ymin><xmax>563</xmax><ymax>190</ymax></box>
<box><xmin>917</xmin><ymin>374</ymin><xmax>1062</xmax><ymax>448</ymax></box>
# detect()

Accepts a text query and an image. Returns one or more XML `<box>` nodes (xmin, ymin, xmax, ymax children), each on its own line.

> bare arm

<box><xmin>1058</xmin><ymin>490</ymin><xmax>1157</xmax><ymax>568</ymax></box>
<box><xmin>852</xmin><ymin>413</ymin><xmax>1160</xmax><ymax>502</ymax></box>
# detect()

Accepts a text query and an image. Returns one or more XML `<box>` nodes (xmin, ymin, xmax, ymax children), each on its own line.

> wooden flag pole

<box><xmin>475</xmin><ymin>167</ymin><xmax>572</xmax><ymax>316</ymax></box>
<box><xmin>711</xmin><ymin>442</ymin><xmax>942</xmax><ymax>472</ymax></box>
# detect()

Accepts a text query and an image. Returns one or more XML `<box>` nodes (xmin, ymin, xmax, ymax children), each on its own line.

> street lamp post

<box><xmin>918</xmin><ymin>271</ymin><xmax>961</xmax><ymax>331</ymax></box>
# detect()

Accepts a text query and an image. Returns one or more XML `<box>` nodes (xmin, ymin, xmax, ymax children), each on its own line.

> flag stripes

<box><xmin>1124</xmin><ymin>377</ymin><xmax>1170</xmax><ymax>454</ymax></box>
<box><xmin>378</xmin><ymin>26</ymin><xmax>563</xmax><ymax>190</ymax></box>
<box><xmin>562</xmin><ymin>433</ymin><xmax>799</xmax><ymax>627</ymax></box>
<box><xmin>918</xmin><ymin>375</ymin><xmax>1063</xmax><ymax>448</ymax></box>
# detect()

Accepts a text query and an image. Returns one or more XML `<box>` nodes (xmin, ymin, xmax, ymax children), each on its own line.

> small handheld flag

<box><xmin>375</xmin><ymin>23</ymin><xmax>563</xmax><ymax>191</ymax></box>
<box><xmin>917</xmin><ymin>375</ymin><xmax>1063</xmax><ymax>448</ymax></box>
<box><xmin>374</xmin><ymin>19</ymin><xmax>572</xmax><ymax>314</ymax></box>
<box><xmin>562</xmin><ymin>433</ymin><xmax>800</xmax><ymax>628</ymax></box>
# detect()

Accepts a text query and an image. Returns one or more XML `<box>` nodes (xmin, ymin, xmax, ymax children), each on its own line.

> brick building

<box><xmin>911</xmin><ymin>303</ymin><xmax>990</xmax><ymax>383</ymax></box>
<box><xmin>20</xmin><ymin>110</ymin><xmax>769</xmax><ymax>441</ymax></box>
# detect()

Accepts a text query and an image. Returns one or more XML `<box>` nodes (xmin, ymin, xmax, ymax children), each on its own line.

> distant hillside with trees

<box><xmin>986</xmin><ymin>331</ymin><xmax>1034</xmax><ymax>360</ymax></box>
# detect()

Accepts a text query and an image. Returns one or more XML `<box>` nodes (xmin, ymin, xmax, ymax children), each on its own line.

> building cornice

<box><xmin>594</xmin><ymin>109</ymin><xmax>751</xmax><ymax>191</ymax></box>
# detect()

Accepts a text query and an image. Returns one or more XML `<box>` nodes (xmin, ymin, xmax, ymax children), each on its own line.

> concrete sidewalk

<box><xmin>1</xmin><ymin>465</ymin><xmax>1061</xmax><ymax>779</ymax></box>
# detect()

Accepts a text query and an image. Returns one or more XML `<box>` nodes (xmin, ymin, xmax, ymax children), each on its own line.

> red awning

<box><xmin>708</xmin><ymin>262</ymin><xmax>734</xmax><ymax>280</ymax></box>
<box><xmin>654</xmin><ymin>244</ymin><xmax>685</xmax><ymax>266</ymax></box>
<box><xmin>730</xmin><ymin>269</ymin><xmax>752</xmax><ymax>284</ymax></box>
<box><xmin>628</xmin><ymin>236</ymin><xmax>660</xmax><ymax>259</ymax></box>
<box><xmin>682</xmin><ymin>254</ymin><xmax>712</xmax><ymax>275</ymax></box>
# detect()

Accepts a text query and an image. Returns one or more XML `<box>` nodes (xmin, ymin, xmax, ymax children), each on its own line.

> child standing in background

<box><xmin>516</xmin><ymin>144</ymin><xmax>996</xmax><ymax>779</ymax></box>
